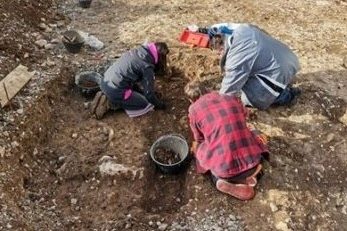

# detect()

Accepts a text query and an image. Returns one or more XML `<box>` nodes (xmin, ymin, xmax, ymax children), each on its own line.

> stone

<box><xmin>58</xmin><ymin>156</ymin><xmax>65</xmax><ymax>163</ymax></box>
<box><xmin>158</xmin><ymin>223</ymin><xmax>168</xmax><ymax>230</ymax></box>
<box><xmin>35</xmin><ymin>39</ymin><xmax>48</xmax><ymax>48</ymax></box>
<box><xmin>46</xmin><ymin>59</ymin><xmax>55</xmax><ymax>67</ymax></box>
<box><xmin>11</xmin><ymin>141</ymin><xmax>19</xmax><ymax>148</ymax></box>
<box><xmin>0</xmin><ymin>146</ymin><xmax>5</xmax><ymax>158</ymax></box>
<box><xmin>342</xmin><ymin>205</ymin><xmax>347</xmax><ymax>215</ymax></box>
<box><xmin>51</xmin><ymin>38</ymin><xmax>60</xmax><ymax>44</ymax></box>
<box><xmin>326</xmin><ymin>133</ymin><xmax>334</xmax><ymax>143</ymax></box>
<box><xmin>72</xmin><ymin>133</ymin><xmax>78</xmax><ymax>139</ymax></box>
<box><xmin>338</xmin><ymin>109</ymin><xmax>347</xmax><ymax>125</ymax></box>
<box><xmin>44</xmin><ymin>43</ymin><xmax>55</xmax><ymax>50</ymax></box>
<box><xmin>71</xmin><ymin>198</ymin><xmax>77</xmax><ymax>205</ymax></box>
<box><xmin>38</xmin><ymin>22</ymin><xmax>48</xmax><ymax>30</ymax></box>
<box><xmin>83</xmin><ymin>102</ymin><xmax>90</xmax><ymax>109</ymax></box>
<box><xmin>270</xmin><ymin>202</ymin><xmax>279</xmax><ymax>212</ymax></box>
<box><xmin>275</xmin><ymin>221</ymin><xmax>291</xmax><ymax>231</ymax></box>
<box><xmin>343</xmin><ymin>56</ymin><xmax>347</xmax><ymax>68</ymax></box>
<box><xmin>16</xmin><ymin>108</ymin><xmax>24</xmax><ymax>114</ymax></box>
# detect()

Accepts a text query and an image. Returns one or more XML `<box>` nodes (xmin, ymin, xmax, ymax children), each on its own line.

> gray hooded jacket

<box><xmin>219</xmin><ymin>24</ymin><xmax>300</xmax><ymax>110</ymax></box>
<box><xmin>102</xmin><ymin>45</ymin><xmax>161</xmax><ymax>106</ymax></box>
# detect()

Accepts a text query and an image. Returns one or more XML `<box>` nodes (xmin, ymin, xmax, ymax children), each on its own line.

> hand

<box><xmin>155</xmin><ymin>101</ymin><xmax>166</xmax><ymax>110</ymax></box>
<box><xmin>191</xmin><ymin>141</ymin><xmax>199</xmax><ymax>154</ymax></box>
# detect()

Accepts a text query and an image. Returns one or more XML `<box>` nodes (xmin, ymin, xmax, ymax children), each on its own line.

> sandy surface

<box><xmin>0</xmin><ymin>0</ymin><xmax>347</xmax><ymax>230</ymax></box>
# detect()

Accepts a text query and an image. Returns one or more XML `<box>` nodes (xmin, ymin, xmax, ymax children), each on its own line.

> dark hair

<box><xmin>154</xmin><ymin>42</ymin><xmax>169</xmax><ymax>76</ymax></box>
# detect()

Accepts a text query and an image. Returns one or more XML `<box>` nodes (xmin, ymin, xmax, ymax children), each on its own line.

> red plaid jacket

<box><xmin>188</xmin><ymin>92</ymin><xmax>268</xmax><ymax>178</ymax></box>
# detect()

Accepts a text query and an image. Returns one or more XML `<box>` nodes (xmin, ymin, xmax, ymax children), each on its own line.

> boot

<box><xmin>94</xmin><ymin>94</ymin><xmax>110</xmax><ymax>119</ymax></box>
<box><xmin>216</xmin><ymin>179</ymin><xmax>255</xmax><ymax>200</ymax></box>
<box><xmin>90</xmin><ymin>91</ymin><xmax>103</xmax><ymax>115</ymax></box>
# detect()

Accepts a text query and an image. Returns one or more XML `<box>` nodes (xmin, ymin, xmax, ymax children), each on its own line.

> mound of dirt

<box><xmin>0</xmin><ymin>0</ymin><xmax>61</xmax><ymax>79</ymax></box>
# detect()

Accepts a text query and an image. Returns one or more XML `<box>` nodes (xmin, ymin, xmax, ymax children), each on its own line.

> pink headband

<box><xmin>147</xmin><ymin>42</ymin><xmax>158</xmax><ymax>64</ymax></box>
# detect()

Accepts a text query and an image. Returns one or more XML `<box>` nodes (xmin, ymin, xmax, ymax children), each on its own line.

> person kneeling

<box><xmin>91</xmin><ymin>42</ymin><xmax>169</xmax><ymax>119</ymax></box>
<box><xmin>185</xmin><ymin>81</ymin><xmax>269</xmax><ymax>200</ymax></box>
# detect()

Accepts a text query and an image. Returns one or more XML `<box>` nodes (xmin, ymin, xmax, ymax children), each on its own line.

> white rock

<box><xmin>33</xmin><ymin>148</ymin><xmax>38</xmax><ymax>156</ymax></box>
<box><xmin>342</xmin><ymin>205</ymin><xmax>347</xmax><ymax>215</ymax></box>
<box><xmin>275</xmin><ymin>221</ymin><xmax>291</xmax><ymax>231</ymax></box>
<box><xmin>339</xmin><ymin>109</ymin><xmax>347</xmax><ymax>125</ymax></box>
<box><xmin>83</xmin><ymin>102</ymin><xmax>90</xmax><ymax>109</ymax></box>
<box><xmin>0</xmin><ymin>146</ymin><xmax>5</xmax><ymax>158</ymax></box>
<box><xmin>78</xmin><ymin>31</ymin><xmax>104</xmax><ymax>50</ymax></box>
<box><xmin>44</xmin><ymin>43</ymin><xmax>55</xmax><ymax>50</ymax></box>
<box><xmin>16</xmin><ymin>108</ymin><xmax>24</xmax><ymax>114</ymax></box>
<box><xmin>51</xmin><ymin>38</ymin><xmax>60</xmax><ymax>44</ymax></box>
<box><xmin>158</xmin><ymin>223</ymin><xmax>168</xmax><ymax>231</ymax></box>
<box><xmin>72</xmin><ymin>133</ymin><xmax>78</xmax><ymax>139</ymax></box>
<box><xmin>39</xmin><ymin>22</ymin><xmax>48</xmax><ymax>30</ymax></box>
<box><xmin>11</xmin><ymin>141</ymin><xmax>19</xmax><ymax>148</ymax></box>
<box><xmin>35</xmin><ymin>39</ymin><xmax>48</xmax><ymax>48</ymax></box>
<box><xmin>270</xmin><ymin>202</ymin><xmax>279</xmax><ymax>212</ymax></box>
<box><xmin>71</xmin><ymin>198</ymin><xmax>77</xmax><ymax>205</ymax></box>
<box><xmin>343</xmin><ymin>56</ymin><xmax>347</xmax><ymax>68</ymax></box>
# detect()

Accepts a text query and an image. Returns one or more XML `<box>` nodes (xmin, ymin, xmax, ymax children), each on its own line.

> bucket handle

<box><xmin>168</xmin><ymin>133</ymin><xmax>186</xmax><ymax>141</ymax></box>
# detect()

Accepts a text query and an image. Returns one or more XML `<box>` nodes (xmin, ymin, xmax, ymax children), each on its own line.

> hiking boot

<box><xmin>216</xmin><ymin>179</ymin><xmax>255</xmax><ymax>200</ymax></box>
<box><xmin>94</xmin><ymin>94</ymin><xmax>110</xmax><ymax>119</ymax></box>
<box><xmin>90</xmin><ymin>91</ymin><xmax>103</xmax><ymax>115</ymax></box>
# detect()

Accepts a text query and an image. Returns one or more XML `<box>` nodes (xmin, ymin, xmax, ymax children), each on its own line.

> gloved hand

<box><xmin>155</xmin><ymin>101</ymin><xmax>166</xmax><ymax>110</ymax></box>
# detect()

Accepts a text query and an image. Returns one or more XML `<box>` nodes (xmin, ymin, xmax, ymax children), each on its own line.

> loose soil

<box><xmin>154</xmin><ymin>148</ymin><xmax>181</xmax><ymax>165</ymax></box>
<box><xmin>1</xmin><ymin>0</ymin><xmax>347</xmax><ymax>230</ymax></box>
<box><xmin>0</xmin><ymin>0</ymin><xmax>62</xmax><ymax>79</ymax></box>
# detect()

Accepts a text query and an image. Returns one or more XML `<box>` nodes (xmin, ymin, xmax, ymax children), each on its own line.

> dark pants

<box><xmin>210</xmin><ymin>166</ymin><xmax>258</xmax><ymax>185</ymax></box>
<box><xmin>100</xmin><ymin>81</ymin><xmax>151</xmax><ymax>110</ymax></box>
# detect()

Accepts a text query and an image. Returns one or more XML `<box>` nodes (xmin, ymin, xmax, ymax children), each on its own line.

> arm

<box><xmin>189</xmin><ymin>114</ymin><xmax>204</xmax><ymax>155</ymax></box>
<box><xmin>219</xmin><ymin>37</ymin><xmax>258</xmax><ymax>94</ymax></box>
<box><xmin>141</xmin><ymin>67</ymin><xmax>166</xmax><ymax>109</ymax></box>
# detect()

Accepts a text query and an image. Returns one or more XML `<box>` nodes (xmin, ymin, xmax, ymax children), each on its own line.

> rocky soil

<box><xmin>0</xmin><ymin>0</ymin><xmax>347</xmax><ymax>230</ymax></box>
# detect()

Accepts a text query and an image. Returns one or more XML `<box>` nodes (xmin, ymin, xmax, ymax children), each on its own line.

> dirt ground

<box><xmin>1</xmin><ymin>0</ymin><xmax>347</xmax><ymax>230</ymax></box>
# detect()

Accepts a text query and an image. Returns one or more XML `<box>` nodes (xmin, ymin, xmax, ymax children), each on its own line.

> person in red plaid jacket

<box><xmin>185</xmin><ymin>80</ymin><xmax>269</xmax><ymax>200</ymax></box>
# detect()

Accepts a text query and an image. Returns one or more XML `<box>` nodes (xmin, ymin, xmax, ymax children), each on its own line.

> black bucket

<box><xmin>62</xmin><ymin>30</ymin><xmax>84</xmax><ymax>54</ymax></box>
<box><xmin>150</xmin><ymin>134</ymin><xmax>190</xmax><ymax>174</ymax></box>
<box><xmin>79</xmin><ymin>0</ymin><xmax>92</xmax><ymax>8</ymax></box>
<box><xmin>75</xmin><ymin>71</ymin><xmax>102</xmax><ymax>97</ymax></box>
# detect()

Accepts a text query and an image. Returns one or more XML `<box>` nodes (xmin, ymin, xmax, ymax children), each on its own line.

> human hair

<box><xmin>154</xmin><ymin>42</ymin><xmax>169</xmax><ymax>76</ymax></box>
<box><xmin>209</xmin><ymin>34</ymin><xmax>224</xmax><ymax>50</ymax></box>
<box><xmin>184</xmin><ymin>80</ymin><xmax>208</xmax><ymax>101</ymax></box>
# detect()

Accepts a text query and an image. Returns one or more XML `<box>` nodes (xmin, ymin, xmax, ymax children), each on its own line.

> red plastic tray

<box><xmin>179</xmin><ymin>29</ymin><xmax>210</xmax><ymax>48</ymax></box>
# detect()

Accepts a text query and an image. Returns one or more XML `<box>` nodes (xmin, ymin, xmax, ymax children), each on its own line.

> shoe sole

<box><xmin>90</xmin><ymin>91</ymin><xmax>103</xmax><ymax>115</ymax></box>
<box><xmin>216</xmin><ymin>179</ymin><xmax>255</xmax><ymax>200</ymax></box>
<box><xmin>95</xmin><ymin>95</ymin><xmax>109</xmax><ymax>119</ymax></box>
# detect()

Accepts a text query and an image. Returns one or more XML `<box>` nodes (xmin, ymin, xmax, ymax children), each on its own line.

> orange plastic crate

<box><xmin>179</xmin><ymin>29</ymin><xmax>210</xmax><ymax>48</ymax></box>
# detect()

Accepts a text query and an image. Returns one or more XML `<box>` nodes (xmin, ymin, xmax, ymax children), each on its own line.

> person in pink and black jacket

<box><xmin>91</xmin><ymin>42</ymin><xmax>169</xmax><ymax>119</ymax></box>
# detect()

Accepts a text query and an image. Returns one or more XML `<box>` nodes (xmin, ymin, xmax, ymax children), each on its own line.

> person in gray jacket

<box><xmin>91</xmin><ymin>42</ymin><xmax>169</xmax><ymax>119</ymax></box>
<box><xmin>207</xmin><ymin>23</ymin><xmax>300</xmax><ymax>110</ymax></box>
